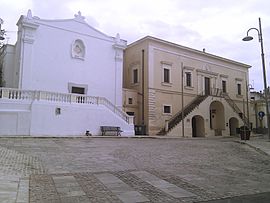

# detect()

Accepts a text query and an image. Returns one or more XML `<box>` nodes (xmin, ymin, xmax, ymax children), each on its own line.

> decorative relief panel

<box><xmin>71</xmin><ymin>39</ymin><xmax>85</xmax><ymax>60</ymax></box>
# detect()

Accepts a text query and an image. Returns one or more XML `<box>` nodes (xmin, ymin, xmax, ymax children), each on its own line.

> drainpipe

<box><xmin>141</xmin><ymin>49</ymin><xmax>145</xmax><ymax>130</ymax></box>
<box><xmin>181</xmin><ymin>62</ymin><xmax>185</xmax><ymax>137</ymax></box>
<box><xmin>255</xmin><ymin>102</ymin><xmax>258</xmax><ymax>129</ymax></box>
<box><xmin>243</xmin><ymin>98</ymin><xmax>246</xmax><ymax>141</ymax></box>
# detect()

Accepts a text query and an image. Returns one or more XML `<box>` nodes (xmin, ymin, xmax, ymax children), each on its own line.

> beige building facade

<box><xmin>123</xmin><ymin>36</ymin><xmax>251</xmax><ymax>137</ymax></box>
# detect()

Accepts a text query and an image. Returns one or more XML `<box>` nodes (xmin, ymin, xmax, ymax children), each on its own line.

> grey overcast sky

<box><xmin>1</xmin><ymin>0</ymin><xmax>270</xmax><ymax>91</ymax></box>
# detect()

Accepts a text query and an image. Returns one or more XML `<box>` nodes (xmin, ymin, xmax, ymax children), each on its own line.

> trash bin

<box><xmin>239</xmin><ymin>126</ymin><xmax>250</xmax><ymax>140</ymax></box>
<box><xmin>134</xmin><ymin>125</ymin><xmax>146</xmax><ymax>135</ymax></box>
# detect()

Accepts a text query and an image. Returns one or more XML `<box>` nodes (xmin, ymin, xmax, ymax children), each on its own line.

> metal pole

<box><xmin>181</xmin><ymin>62</ymin><xmax>185</xmax><ymax>137</ymax></box>
<box><xmin>141</xmin><ymin>49</ymin><xmax>145</xmax><ymax>132</ymax></box>
<box><xmin>255</xmin><ymin>102</ymin><xmax>258</xmax><ymax>129</ymax></box>
<box><xmin>246</xmin><ymin>81</ymin><xmax>250</xmax><ymax>129</ymax></box>
<box><xmin>243</xmin><ymin>98</ymin><xmax>246</xmax><ymax>141</ymax></box>
<box><xmin>258</xmin><ymin>18</ymin><xmax>270</xmax><ymax>139</ymax></box>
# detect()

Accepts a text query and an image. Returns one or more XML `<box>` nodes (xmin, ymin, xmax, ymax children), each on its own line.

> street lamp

<box><xmin>242</xmin><ymin>17</ymin><xmax>270</xmax><ymax>139</ymax></box>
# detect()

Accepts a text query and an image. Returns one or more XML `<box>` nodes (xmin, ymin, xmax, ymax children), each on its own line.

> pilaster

<box><xmin>113</xmin><ymin>33</ymin><xmax>127</xmax><ymax>108</ymax></box>
<box><xmin>17</xmin><ymin>10</ymin><xmax>39</xmax><ymax>89</ymax></box>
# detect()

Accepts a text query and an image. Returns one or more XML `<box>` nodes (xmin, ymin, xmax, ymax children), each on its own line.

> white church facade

<box><xmin>0</xmin><ymin>10</ymin><xmax>134</xmax><ymax>136</ymax></box>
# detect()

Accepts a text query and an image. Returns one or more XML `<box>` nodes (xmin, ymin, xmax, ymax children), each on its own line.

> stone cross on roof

<box><xmin>74</xmin><ymin>11</ymin><xmax>85</xmax><ymax>22</ymax></box>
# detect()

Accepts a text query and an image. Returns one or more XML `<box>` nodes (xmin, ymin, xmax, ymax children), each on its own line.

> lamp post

<box><xmin>246</xmin><ymin>83</ymin><xmax>254</xmax><ymax>129</ymax></box>
<box><xmin>181</xmin><ymin>62</ymin><xmax>185</xmax><ymax>137</ymax></box>
<box><xmin>242</xmin><ymin>17</ymin><xmax>270</xmax><ymax>139</ymax></box>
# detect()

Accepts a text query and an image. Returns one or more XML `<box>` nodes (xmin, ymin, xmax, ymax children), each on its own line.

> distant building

<box><xmin>250</xmin><ymin>90</ymin><xmax>270</xmax><ymax>132</ymax></box>
<box><xmin>0</xmin><ymin>10</ymin><xmax>134</xmax><ymax>136</ymax></box>
<box><xmin>123</xmin><ymin>36</ymin><xmax>251</xmax><ymax>137</ymax></box>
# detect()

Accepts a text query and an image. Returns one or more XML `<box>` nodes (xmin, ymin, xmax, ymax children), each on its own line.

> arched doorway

<box><xmin>192</xmin><ymin>115</ymin><xmax>205</xmax><ymax>137</ymax></box>
<box><xmin>210</xmin><ymin>101</ymin><xmax>225</xmax><ymax>136</ymax></box>
<box><xmin>229</xmin><ymin>117</ymin><xmax>239</xmax><ymax>136</ymax></box>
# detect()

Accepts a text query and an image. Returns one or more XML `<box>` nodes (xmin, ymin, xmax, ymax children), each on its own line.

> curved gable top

<box><xmin>19</xmin><ymin>10</ymin><xmax>122</xmax><ymax>43</ymax></box>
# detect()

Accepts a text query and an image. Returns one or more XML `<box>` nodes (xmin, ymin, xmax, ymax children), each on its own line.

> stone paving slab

<box><xmin>0</xmin><ymin>173</ymin><xmax>29</xmax><ymax>203</ymax></box>
<box><xmin>131</xmin><ymin>171</ymin><xmax>196</xmax><ymax>198</ymax></box>
<box><xmin>16</xmin><ymin>178</ymin><xmax>29</xmax><ymax>203</ymax></box>
<box><xmin>94</xmin><ymin>173</ymin><xmax>149</xmax><ymax>203</ymax></box>
<box><xmin>30</xmin><ymin>170</ymin><xmax>207</xmax><ymax>202</ymax></box>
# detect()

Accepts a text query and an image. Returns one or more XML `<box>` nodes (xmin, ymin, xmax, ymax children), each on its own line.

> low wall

<box><xmin>0</xmin><ymin>100</ymin><xmax>134</xmax><ymax>136</ymax></box>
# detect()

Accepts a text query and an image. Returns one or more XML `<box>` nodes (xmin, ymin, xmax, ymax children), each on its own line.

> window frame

<box><xmin>185</xmin><ymin>72</ymin><xmax>192</xmax><ymax>87</ymax></box>
<box><xmin>222</xmin><ymin>80</ymin><xmax>227</xmax><ymax>93</ymax></box>
<box><xmin>163</xmin><ymin>105</ymin><xmax>172</xmax><ymax>115</ymax></box>
<box><xmin>161</xmin><ymin>62</ymin><xmax>172</xmax><ymax>86</ymax></box>
<box><xmin>237</xmin><ymin>83</ymin><xmax>242</xmax><ymax>95</ymax></box>
<box><xmin>163</xmin><ymin>68</ymin><xmax>170</xmax><ymax>83</ymax></box>
<box><xmin>183</xmin><ymin>66</ymin><xmax>194</xmax><ymax>89</ymax></box>
<box><xmin>68</xmin><ymin>82</ymin><xmax>88</xmax><ymax>95</ymax></box>
<box><xmin>132</xmin><ymin>68</ymin><xmax>139</xmax><ymax>84</ymax></box>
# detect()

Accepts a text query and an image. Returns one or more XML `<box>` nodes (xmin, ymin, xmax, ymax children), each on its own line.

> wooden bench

<box><xmin>100</xmin><ymin>126</ymin><xmax>122</xmax><ymax>136</ymax></box>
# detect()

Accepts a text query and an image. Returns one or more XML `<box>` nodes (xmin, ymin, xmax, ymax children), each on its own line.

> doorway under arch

<box><xmin>229</xmin><ymin>117</ymin><xmax>239</xmax><ymax>136</ymax></box>
<box><xmin>192</xmin><ymin>115</ymin><xmax>205</xmax><ymax>137</ymax></box>
<box><xmin>210</xmin><ymin>101</ymin><xmax>225</xmax><ymax>136</ymax></box>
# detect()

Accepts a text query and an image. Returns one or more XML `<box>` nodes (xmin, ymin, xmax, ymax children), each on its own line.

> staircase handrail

<box><xmin>98</xmin><ymin>96</ymin><xmax>133</xmax><ymax>124</ymax></box>
<box><xmin>223</xmin><ymin>93</ymin><xmax>249</xmax><ymax>125</ymax></box>
<box><xmin>168</xmin><ymin>92</ymin><xmax>206</xmax><ymax>122</ymax></box>
<box><xmin>167</xmin><ymin>90</ymin><xmax>208</xmax><ymax>131</ymax></box>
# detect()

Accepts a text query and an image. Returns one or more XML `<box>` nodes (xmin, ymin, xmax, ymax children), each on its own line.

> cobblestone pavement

<box><xmin>239</xmin><ymin>134</ymin><xmax>270</xmax><ymax>156</ymax></box>
<box><xmin>0</xmin><ymin>137</ymin><xmax>269</xmax><ymax>202</ymax></box>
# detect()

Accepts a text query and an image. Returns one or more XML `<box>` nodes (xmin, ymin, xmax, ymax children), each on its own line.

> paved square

<box><xmin>0</xmin><ymin>137</ymin><xmax>269</xmax><ymax>202</ymax></box>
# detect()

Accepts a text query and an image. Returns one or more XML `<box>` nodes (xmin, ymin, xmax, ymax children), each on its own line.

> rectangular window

<box><xmin>186</xmin><ymin>72</ymin><xmax>192</xmax><ymax>87</ymax></box>
<box><xmin>237</xmin><ymin>84</ymin><xmax>241</xmax><ymax>95</ymax></box>
<box><xmin>163</xmin><ymin>105</ymin><xmax>171</xmax><ymax>114</ymax></box>
<box><xmin>222</xmin><ymin>80</ymin><xmax>227</xmax><ymax>93</ymax></box>
<box><xmin>128</xmin><ymin>98</ymin><xmax>133</xmax><ymax>105</ymax></box>
<box><xmin>71</xmin><ymin>86</ymin><xmax>85</xmax><ymax>94</ymax></box>
<box><xmin>126</xmin><ymin>112</ymin><xmax>135</xmax><ymax>116</ymax></box>
<box><xmin>164</xmin><ymin>68</ymin><xmax>170</xmax><ymax>83</ymax></box>
<box><xmin>133</xmin><ymin>69</ymin><xmax>138</xmax><ymax>84</ymax></box>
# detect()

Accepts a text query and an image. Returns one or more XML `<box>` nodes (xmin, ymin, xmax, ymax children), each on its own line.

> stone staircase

<box><xmin>223</xmin><ymin>93</ymin><xmax>249</xmax><ymax>126</ymax></box>
<box><xmin>158</xmin><ymin>88</ymin><xmax>249</xmax><ymax>135</ymax></box>
<box><xmin>157</xmin><ymin>94</ymin><xmax>207</xmax><ymax>135</ymax></box>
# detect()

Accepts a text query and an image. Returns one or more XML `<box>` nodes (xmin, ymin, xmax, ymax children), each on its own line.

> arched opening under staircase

<box><xmin>229</xmin><ymin>117</ymin><xmax>239</xmax><ymax>136</ymax></box>
<box><xmin>192</xmin><ymin>115</ymin><xmax>205</xmax><ymax>137</ymax></box>
<box><xmin>210</xmin><ymin>101</ymin><xmax>225</xmax><ymax>136</ymax></box>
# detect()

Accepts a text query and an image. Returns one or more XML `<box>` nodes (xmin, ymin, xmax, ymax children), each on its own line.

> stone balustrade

<box><xmin>0</xmin><ymin>88</ymin><xmax>133</xmax><ymax>124</ymax></box>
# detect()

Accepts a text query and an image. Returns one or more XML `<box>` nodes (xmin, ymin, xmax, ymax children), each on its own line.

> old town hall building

<box><xmin>123</xmin><ymin>36</ymin><xmax>251</xmax><ymax>137</ymax></box>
